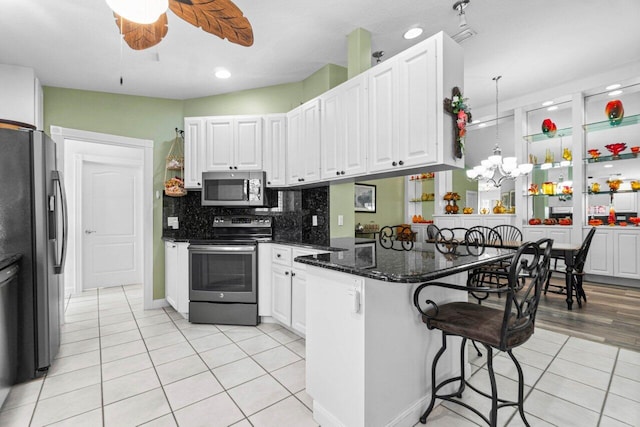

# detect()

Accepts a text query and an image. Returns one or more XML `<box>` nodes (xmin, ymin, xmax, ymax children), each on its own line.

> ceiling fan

<box><xmin>106</xmin><ymin>0</ymin><xmax>253</xmax><ymax>51</ymax></box>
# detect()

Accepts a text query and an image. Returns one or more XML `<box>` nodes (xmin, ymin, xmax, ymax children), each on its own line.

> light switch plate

<box><xmin>338</xmin><ymin>215</ymin><xmax>344</xmax><ymax>226</ymax></box>
<box><xmin>167</xmin><ymin>216</ymin><xmax>179</xmax><ymax>229</ymax></box>
<box><xmin>312</xmin><ymin>215</ymin><xmax>318</xmax><ymax>226</ymax></box>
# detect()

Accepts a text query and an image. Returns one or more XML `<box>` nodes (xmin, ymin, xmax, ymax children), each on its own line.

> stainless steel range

<box><xmin>188</xmin><ymin>215</ymin><xmax>272</xmax><ymax>326</ymax></box>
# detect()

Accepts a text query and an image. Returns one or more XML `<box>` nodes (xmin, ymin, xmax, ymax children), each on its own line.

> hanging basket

<box><xmin>164</xmin><ymin>128</ymin><xmax>187</xmax><ymax>197</ymax></box>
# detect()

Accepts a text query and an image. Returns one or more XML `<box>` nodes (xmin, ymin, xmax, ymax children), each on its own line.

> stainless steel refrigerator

<box><xmin>0</xmin><ymin>128</ymin><xmax>67</xmax><ymax>382</ymax></box>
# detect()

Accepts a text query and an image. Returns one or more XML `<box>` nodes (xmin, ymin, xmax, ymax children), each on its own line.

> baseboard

<box><xmin>151</xmin><ymin>298</ymin><xmax>170</xmax><ymax>309</ymax></box>
<box><xmin>312</xmin><ymin>400</ymin><xmax>346</xmax><ymax>427</ymax></box>
<box><xmin>385</xmin><ymin>396</ymin><xmax>432</xmax><ymax>427</ymax></box>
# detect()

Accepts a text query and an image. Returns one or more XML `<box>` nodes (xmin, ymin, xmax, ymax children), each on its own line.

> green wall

<box><xmin>452</xmin><ymin>168</ymin><xmax>478</xmax><ymax>209</ymax></box>
<box><xmin>43</xmin><ymin>63</ymin><xmax>348</xmax><ymax>300</ymax></box>
<box><xmin>43</xmin><ymin>87</ymin><xmax>184</xmax><ymax>300</ymax></box>
<box><xmin>354</xmin><ymin>177</ymin><xmax>405</xmax><ymax>227</ymax></box>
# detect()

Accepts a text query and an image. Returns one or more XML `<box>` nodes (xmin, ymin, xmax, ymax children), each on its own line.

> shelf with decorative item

<box><xmin>584</xmin><ymin>151</ymin><xmax>640</xmax><ymax>163</ymax></box>
<box><xmin>583</xmin><ymin>113</ymin><xmax>640</xmax><ymax>133</ymax></box>
<box><xmin>531</xmin><ymin>161</ymin><xmax>573</xmax><ymax>170</ymax></box>
<box><xmin>527</xmin><ymin>193</ymin><xmax>573</xmax><ymax>201</ymax></box>
<box><xmin>585</xmin><ymin>189</ymin><xmax>640</xmax><ymax>195</ymax></box>
<box><xmin>523</xmin><ymin>127</ymin><xmax>573</xmax><ymax>143</ymax></box>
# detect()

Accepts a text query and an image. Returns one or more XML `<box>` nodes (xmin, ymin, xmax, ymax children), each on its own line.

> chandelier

<box><xmin>466</xmin><ymin>76</ymin><xmax>533</xmax><ymax>187</ymax></box>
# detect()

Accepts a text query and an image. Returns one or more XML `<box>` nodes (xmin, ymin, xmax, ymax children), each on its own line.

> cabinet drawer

<box><xmin>272</xmin><ymin>246</ymin><xmax>292</xmax><ymax>265</ymax></box>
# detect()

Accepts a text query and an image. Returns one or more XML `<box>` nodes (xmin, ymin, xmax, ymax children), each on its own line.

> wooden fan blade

<box><xmin>114</xmin><ymin>13</ymin><xmax>169</xmax><ymax>50</ymax></box>
<box><xmin>169</xmin><ymin>0</ymin><xmax>253</xmax><ymax>47</ymax></box>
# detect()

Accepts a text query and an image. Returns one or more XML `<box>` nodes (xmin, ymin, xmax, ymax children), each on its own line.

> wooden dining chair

<box><xmin>544</xmin><ymin>227</ymin><xmax>597</xmax><ymax>306</ymax></box>
<box><xmin>413</xmin><ymin>238</ymin><xmax>553</xmax><ymax>426</ymax></box>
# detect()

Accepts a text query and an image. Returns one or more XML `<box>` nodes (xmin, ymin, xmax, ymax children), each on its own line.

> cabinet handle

<box><xmin>197</xmin><ymin>182</ymin><xmax>201</xmax><ymax>186</ymax></box>
<box><xmin>341</xmin><ymin>171</ymin><xmax>345</xmax><ymax>175</ymax></box>
<box><xmin>267</xmin><ymin>181</ymin><xmax>271</xmax><ymax>185</ymax></box>
<box><xmin>229</xmin><ymin>166</ymin><xmax>233</xmax><ymax>170</ymax></box>
<box><xmin>276</xmin><ymin>253</ymin><xmax>281</xmax><ymax>258</ymax></box>
<box><xmin>291</xmin><ymin>271</ymin><xmax>296</xmax><ymax>277</ymax></box>
<box><xmin>234</xmin><ymin>166</ymin><xmax>238</xmax><ymax>169</ymax></box>
<box><xmin>399</xmin><ymin>160</ymin><xmax>404</xmax><ymax>166</ymax></box>
<box><xmin>285</xmin><ymin>271</ymin><xmax>289</xmax><ymax>275</ymax></box>
<box><xmin>392</xmin><ymin>161</ymin><xmax>397</xmax><ymax>166</ymax></box>
<box><xmin>336</xmin><ymin>171</ymin><xmax>340</xmax><ymax>176</ymax></box>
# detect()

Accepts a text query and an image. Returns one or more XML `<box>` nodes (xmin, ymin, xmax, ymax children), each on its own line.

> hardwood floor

<box><xmin>487</xmin><ymin>277</ymin><xmax>640</xmax><ymax>352</ymax></box>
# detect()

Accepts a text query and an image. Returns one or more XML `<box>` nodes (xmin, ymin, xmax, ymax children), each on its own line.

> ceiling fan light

<box><xmin>215</xmin><ymin>69</ymin><xmax>231</xmax><ymax>79</ymax></box>
<box><xmin>106</xmin><ymin>0</ymin><xmax>168</xmax><ymax>24</ymax></box>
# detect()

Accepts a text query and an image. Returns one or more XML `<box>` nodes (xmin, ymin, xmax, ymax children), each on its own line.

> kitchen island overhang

<box><xmin>298</xmin><ymin>242</ymin><xmax>516</xmax><ymax>427</ymax></box>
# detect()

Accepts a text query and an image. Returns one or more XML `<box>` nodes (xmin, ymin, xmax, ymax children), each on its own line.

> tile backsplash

<box><xmin>162</xmin><ymin>186</ymin><xmax>329</xmax><ymax>246</ymax></box>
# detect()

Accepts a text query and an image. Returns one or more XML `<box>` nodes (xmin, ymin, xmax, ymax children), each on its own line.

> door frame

<box><xmin>51</xmin><ymin>126</ymin><xmax>155</xmax><ymax>310</ymax></box>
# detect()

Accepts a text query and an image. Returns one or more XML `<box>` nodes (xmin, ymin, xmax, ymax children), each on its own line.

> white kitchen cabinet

<box><xmin>0</xmin><ymin>64</ymin><xmax>43</xmax><ymax>130</ymax></box>
<box><xmin>368</xmin><ymin>32</ymin><xmax>464</xmax><ymax>174</ymax></box>
<box><xmin>432</xmin><ymin>214</ymin><xmax>517</xmax><ymax>231</ymax></box>
<box><xmin>286</xmin><ymin>99</ymin><xmax>321</xmax><ymax>185</ymax></box>
<box><xmin>320</xmin><ymin>74</ymin><xmax>368</xmax><ymax>180</ymax></box>
<box><xmin>584</xmin><ymin>228</ymin><xmax>640</xmax><ymax>280</ymax></box>
<box><xmin>203</xmin><ymin>116</ymin><xmax>263</xmax><ymax>171</ymax></box>
<box><xmin>265</xmin><ymin>244</ymin><xmax>327</xmax><ymax>336</ymax></box>
<box><xmin>523</xmin><ymin>226</ymin><xmax>572</xmax><ymax>244</ymax></box>
<box><xmin>164</xmin><ymin>241</ymin><xmax>189</xmax><ymax>318</ymax></box>
<box><xmin>263</xmin><ymin>114</ymin><xmax>287</xmax><ymax>187</ymax></box>
<box><xmin>184</xmin><ymin>117</ymin><xmax>205</xmax><ymax>188</ymax></box>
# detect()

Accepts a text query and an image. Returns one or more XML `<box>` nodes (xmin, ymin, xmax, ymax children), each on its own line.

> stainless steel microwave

<box><xmin>201</xmin><ymin>171</ymin><xmax>274</xmax><ymax>207</ymax></box>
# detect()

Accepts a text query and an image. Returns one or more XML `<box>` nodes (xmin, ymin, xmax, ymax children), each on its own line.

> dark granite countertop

<box><xmin>162</xmin><ymin>236</ymin><xmax>375</xmax><ymax>252</ymax></box>
<box><xmin>294</xmin><ymin>241</ymin><xmax>515</xmax><ymax>283</ymax></box>
<box><xmin>0</xmin><ymin>253</ymin><xmax>22</xmax><ymax>270</ymax></box>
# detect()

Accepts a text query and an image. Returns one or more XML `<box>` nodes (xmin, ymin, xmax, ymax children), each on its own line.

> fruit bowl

<box><xmin>605</xmin><ymin>142</ymin><xmax>627</xmax><ymax>157</ymax></box>
<box><xmin>629</xmin><ymin>217</ymin><xmax>640</xmax><ymax>227</ymax></box>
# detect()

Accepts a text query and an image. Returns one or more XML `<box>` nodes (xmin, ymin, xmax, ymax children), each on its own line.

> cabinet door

<box><xmin>397</xmin><ymin>37</ymin><xmax>438</xmax><ymax>168</ymax></box>
<box><xmin>184</xmin><ymin>118</ymin><xmax>205</xmax><ymax>188</ymax></box>
<box><xmin>368</xmin><ymin>59</ymin><xmax>400</xmax><ymax>173</ymax></box>
<box><xmin>204</xmin><ymin>117</ymin><xmax>234</xmax><ymax>171</ymax></box>
<box><xmin>341</xmin><ymin>76</ymin><xmax>368</xmax><ymax>177</ymax></box>
<box><xmin>613</xmin><ymin>193</ymin><xmax>637</xmax><ymax>213</ymax></box>
<box><xmin>320</xmin><ymin>88</ymin><xmax>342</xmax><ymax>180</ymax></box>
<box><xmin>264</xmin><ymin>115</ymin><xmax>287</xmax><ymax>187</ymax></box>
<box><xmin>164</xmin><ymin>242</ymin><xmax>178</xmax><ymax>310</ymax></box>
<box><xmin>301</xmin><ymin>99</ymin><xmax>321</xmax><ymax>183</ymax></box>
<box><xmin>286</xmin><ymin>107</ymin><xmax>302</xmax><ymax>185</ymax></box>
<box><xmin>547</xmin><ymin>228</ymin><xmax>571</xmax><ymax>244</ymax></box>
<box><xmin>585</xmin><ymin>229</ymin><xmax>613</xmax><ymax>276</ymax></box>
<box><xmin>271</xmin><ymin>264</ymin><xmax>292</xmax><ymax>326</ymax></box>
<box><xmin>235</xmin><ymin>116</ymin><xmax>263</xmax><ymax>170</ymax></box>
<box><xmin>613</xmin><ymin>230</ymin><xmax>640</xmax><ymax>279</ymax></box>
<box><xmin>523</xmin><ymin>227</ymin><xmax>546</xmax><ymax>242</ymax></box>
<box><xmin>291</xmin><ymin>269</ymin><xmax>307</xmax><ymax>336</ymax></box>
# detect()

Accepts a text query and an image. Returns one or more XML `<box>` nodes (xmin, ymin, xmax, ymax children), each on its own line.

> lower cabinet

<box><xmin>164</xmin><ymin>241</ymin><xmax>189</xmax><ymax>318</ymax></box>
<box><xmin>259</xmin><ymin>243</ymin><xmax>327</xmax><ymax>337</ymax></box>
<box><xmin>584</xmin><ymin>228</ymin><xmax>640</xmax><ymax>280</ymax></box>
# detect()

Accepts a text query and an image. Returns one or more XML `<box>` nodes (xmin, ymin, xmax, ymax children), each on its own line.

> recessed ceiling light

<box><xmin>604</xmin><ymin>164</ymin><xmax>613</xmax><ymax>168</ymax></box>
<box><xmin>542</xmin><ymin>101</ymin><xmax>554</xmax><ymax>107</ymax></box>
<box><xmin>478</xmin><ymin>123</ymin><xmax>487</xmax><ymax>128</ymax></box>
<box><xmin>547</xmin><ymin>106</ymin><xmax>558</xmax><ymax>111</ymax></box>
<box><xmin>606</xmin><ymin>84</ymin><xmax>621</xmax><ymax>91</ymax></box>
<box><xmin>608</xmin><ymin>90</ymin><xmax>623</xmax><ymax>96</ymax></box>
<box><xmin>215</xmin><ymin>68</ymin><xmax>231</xmax><ymax>79</ymax></box>
<box><xmin>403</xmin><ymin>27</ymin><xmax>423</xmax><ymax>40</ymax></box>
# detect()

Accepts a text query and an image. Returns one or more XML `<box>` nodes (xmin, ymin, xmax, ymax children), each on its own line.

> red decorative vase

<box><xmin>605</xmin><ymin>100</ymin><xmax>624</xmax><ymax>126</ymax></box>
<box><xmin>541</xmin><ymin>119</ymin><xmax>557</xmax><ymax>137</ymax></box>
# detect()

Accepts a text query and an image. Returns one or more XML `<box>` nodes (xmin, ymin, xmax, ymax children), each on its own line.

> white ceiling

<box><xmin>1</xmin><ymin>0</ymin><xmax>639</xmax><ymax>111</ymax></box>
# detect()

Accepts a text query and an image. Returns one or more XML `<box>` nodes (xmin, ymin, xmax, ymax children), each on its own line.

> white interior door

<box><xmin>82</xmin><ymin>161</ymin><xmax>142</xmax><ymax>289</ymax></box>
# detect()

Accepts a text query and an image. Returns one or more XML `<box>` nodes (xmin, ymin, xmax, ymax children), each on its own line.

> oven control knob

<box><xmin>220</xmin><ymin>293</ymin><xmax>224</xmax><ymax>299</ymax></box>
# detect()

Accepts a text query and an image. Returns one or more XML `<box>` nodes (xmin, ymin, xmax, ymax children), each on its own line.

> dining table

<box><xmin>484</xmin><ymin>240</ymin><xmax>583</xmax><ymax>310</ymax></box>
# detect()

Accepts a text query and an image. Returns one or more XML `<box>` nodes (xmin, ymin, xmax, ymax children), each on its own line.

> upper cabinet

<box><xmin>0</xmin><ymin>64</ymin><xmax>43</xmax><ymax>130</ymax></box>
<box><xmin>286</xmin><ymin>99</ymin><xmax>321</xmax><ymax>185</ymax></box>
<box><xmin>523</xmin><ymin>100</ymin><xmax>574</xmax><ymax>222</ymax></box>
<box><xmin>203</xmin><ymin>116</ymin><xmax>263</xmax><ymax>171</ymax></box>
<box><xmin>184</xmin><ymin>117</ymin><xmax>205</xmax><ymax>188</ymax></box>
<box><xmin>263</xmin><ymin>114</ymin><xmax>287</xmax><ymax>187</ymax></box>
<box><xmin>583</xmin><ymin>83</ymin><xmax>640</xmax><ymax>225</ymax></box>
<box><xmin>368</xmin><ymin>32</ymin><xmax>464</xmax><ymax>174</ymax></box>
<box><xmin>320</xmin><ymin>73</ymin><xmax>368</xmax><ymax>180</ymax></box>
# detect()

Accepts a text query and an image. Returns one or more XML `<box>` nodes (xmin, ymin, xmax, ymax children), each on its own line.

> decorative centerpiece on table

<box><xmin>444</xmin><ymin>87</ymin><xmax>472</xmax><ymax>159</ymax></box>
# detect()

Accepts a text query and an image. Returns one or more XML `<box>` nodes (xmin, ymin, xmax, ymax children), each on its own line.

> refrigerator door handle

<box><xmin>52</xmin><ymin>171</ymin><xmax>68</xmax><ymax>274</ymax></box>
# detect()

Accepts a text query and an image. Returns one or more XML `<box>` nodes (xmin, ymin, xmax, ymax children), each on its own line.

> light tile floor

<box><xmin>0</xmin><ymin>284</ymin><xmax>638</xmax><ymax>426</ymax></box>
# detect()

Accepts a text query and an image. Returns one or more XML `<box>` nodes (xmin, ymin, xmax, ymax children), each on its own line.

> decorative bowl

<box><xmin>605</xmin><ymin>142</ymin><xmax>627</xmax><ymax>157</ymax></box>
<box><xmin>588</xmin><ymin>149</ymin><xmax>601</xmax><ymax>160</ymax></box>
<box><xmin>607</xmin><ymin>179</ymin><xmax>622</xmax><ymax>192</ymax></box>
<box><xmin>629</xmin><ymin>217</ymin><xmax>640</xmax><ymax>227</ymax></box>
<box><xmin>632</xmin><ymin>146</ymin><xmax>640</xmax><ymax>155</ymax></box>
<box><xmin>605</xmin><ymin>100</ymin><xmax>624</xmax><ymax>125</ymax></box>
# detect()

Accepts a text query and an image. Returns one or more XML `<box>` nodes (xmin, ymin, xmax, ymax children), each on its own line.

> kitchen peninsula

<box><xmin>295</xmin><ymin>240</ymin><xmax>514</xmax><ymax>427</ymax></box>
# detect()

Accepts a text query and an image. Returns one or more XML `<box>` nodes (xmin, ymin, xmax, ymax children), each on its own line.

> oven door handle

<box><xmin>188</xmin><ymin>245</ymin><xmax>256</xmax><ymax>253</ymax></box>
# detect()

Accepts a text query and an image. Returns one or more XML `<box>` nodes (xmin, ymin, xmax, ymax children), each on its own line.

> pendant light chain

<box><xmin>493</xmin><ymin>75</ymin><xmax>501</xmax><ymax>152</ymax></box>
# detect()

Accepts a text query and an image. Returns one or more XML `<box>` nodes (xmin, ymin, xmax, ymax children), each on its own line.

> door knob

<box><xmin>85</xmin><ymin>230</ymin><xmax>96</xmax><ymax>234</ymax></box>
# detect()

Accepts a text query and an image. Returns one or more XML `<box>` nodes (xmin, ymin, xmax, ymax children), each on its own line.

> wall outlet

<box><xmin>167</xmin><ymin>216</ymin><xmax>179</xmax><ymax>229</ymax></box>
<box><xmin>338</xmin><ymin>215</ymin><xmax>344</xmax><ymax>226</ymax></box>
<box><xmin>312</xmin><ymin>215</ymin><xmax>318</xmax><ymax>226</ymax></box>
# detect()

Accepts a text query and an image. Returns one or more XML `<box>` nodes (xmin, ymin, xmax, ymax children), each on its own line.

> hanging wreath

<box><xmin>444</xmin><ymin>87</ymin><xmax>472</xmax><ymax>159</ymax></box>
